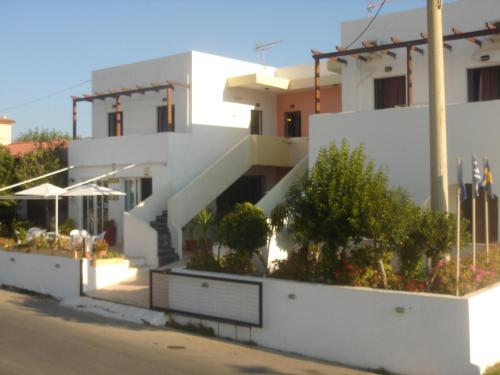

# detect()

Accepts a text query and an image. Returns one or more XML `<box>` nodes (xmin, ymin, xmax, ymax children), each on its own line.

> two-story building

<box><xmin>309</xmin><ymin>0</ymin><xmax>500</xmax><ymax>239</ymax></box>
<box><xmin>68</xmin><ymin>51</ymin><xmax>341</xmax><ymax>266</ymax></box>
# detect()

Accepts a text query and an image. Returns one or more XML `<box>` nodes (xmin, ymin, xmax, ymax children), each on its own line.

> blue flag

<box><xmin>458</xmin><ymin>158</ymin><xmax>467</xmax><ymax>203</ymax></box>
<box><xmin>483</xmin><ymin>158</ymin><xmax>494</xmax><ymax>198</ymax></box>
<box><xmin>472</xmin><ymin>155</ymin><xmax>482</xmax><ymax>198</ymax></box>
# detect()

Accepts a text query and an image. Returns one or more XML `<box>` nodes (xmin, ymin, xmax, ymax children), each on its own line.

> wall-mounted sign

<box><xmin>108</xmin><ymin>178</ymin><xmax>119</xmax><ymax>184</ymax></box>
<box><xmin>144</xmin><ymin>167</ymin><xmax>151</xmax><ymax>177</ymax></box>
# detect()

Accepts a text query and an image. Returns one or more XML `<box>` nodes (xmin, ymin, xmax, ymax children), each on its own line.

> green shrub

<box><xmin>485</xmin><ymin>362</ymin><xmax>500</xmax><ymax>375</ymax></box>
<box><xmin>220</xmin><ymin>252</ymin><xmax>256</xmax><ymax>275</ymax></box>
<box><xmin>186</xmin><ymin>252</ymin><xmax>221</xmax><ymax>272</ymax></box>
<box><xmin>59</xmin><ymin>218</ymin><xmax>76</xmax><ymax>235</ymax></box>
<box><xmin>217</xmin><ymin>202</ymin><xmax>269</xmax><ymax>257</ymax></box>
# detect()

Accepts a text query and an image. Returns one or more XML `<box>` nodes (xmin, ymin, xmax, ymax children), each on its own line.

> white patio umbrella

<box><xmin>15</xmin><ymin>183</ymin><xmax>67</xmax><ymax>234</ymax></box>
<box><xmin>62</xmin><ymin>184</ymin><xmax>125</xmax><ymax>234</ymax></box>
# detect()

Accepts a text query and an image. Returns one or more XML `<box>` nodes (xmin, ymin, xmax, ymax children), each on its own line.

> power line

<box><xmin>344</xmin><ymin>0</ymin><xmax>387</xmax><ymax>50</ymax></box>
<box><xmin>0</xmin><ymin>79</ymin><xmax>91</xmax><ymax>113</ymax></box>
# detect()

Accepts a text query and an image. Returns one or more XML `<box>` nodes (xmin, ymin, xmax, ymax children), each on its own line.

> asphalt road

<box><xmin>0</xmin><ymin>288</ymin><xmax>374</xmax><ymax>375</ymax></box>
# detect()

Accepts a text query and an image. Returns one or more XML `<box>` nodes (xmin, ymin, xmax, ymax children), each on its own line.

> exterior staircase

<box><xmin>150</xmin><ymin>210</ymin><xmax>178</xmax><ymax>266</ymax></box>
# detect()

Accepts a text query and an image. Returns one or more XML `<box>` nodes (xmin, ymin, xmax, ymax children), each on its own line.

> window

<box><xmin>157</xmin><ymin>105</ymin><xmax>175</xmax><ymax>132</ymax></box>
<box><xmin>468</xmin><ymin>66</ymin><xmax>500</xmax><ymax>102</ymax></box>
<box><xmin>374</xmin><ymin>76</ymin><xmax>406</xmax><ymax>110</ymax></box>
<box><xmin>250</xmin><ymin>110</ymin><xmax>263</xmax><ymax>135</ymax></box>
<box><xmin>108</xmin><ymin>112</ymin><xmax>124</xmax><ymax>136</ymax></box>
<box><xmin>284</xmin><ymin>111</ymin><xmax>301</xmax><ymax>137</ymax></box>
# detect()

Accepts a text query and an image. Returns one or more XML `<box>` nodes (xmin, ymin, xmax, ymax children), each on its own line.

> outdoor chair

<box><xmin>27</xmin><ymin>227</ymin><xmax>46</xmax><ymax>241</ymax></box>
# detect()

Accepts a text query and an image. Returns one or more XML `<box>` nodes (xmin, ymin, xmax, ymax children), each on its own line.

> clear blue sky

<box><xmin>1</xmin><ymin>0</ymin><xmax>442</xmax><ymax>138</ymax></box>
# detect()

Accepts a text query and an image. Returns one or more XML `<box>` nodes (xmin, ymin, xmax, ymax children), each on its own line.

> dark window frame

<box><xmin>467</xmin><ymin>65</ymin><xmax>500</xmax><ymax>103</ymax></box>
<box><xmin>157</xmin><ymin>105</ymin><xmax>175</xmax><ymax>132</ymax></box>
<box><xmin>108</xmin><ymin>112</ymin><xmax>124</xmax><ymax>137</ymax></box>
<box><xmin>374</xmin><ymin>76</ymin><xmax>406</xmax><ymax>110</ymax></box>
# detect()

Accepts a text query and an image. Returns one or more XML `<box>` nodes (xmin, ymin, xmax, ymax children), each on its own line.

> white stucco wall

<box><xmin>92</xmin><ymin>52</ymin><xmax>191</xmax><ymax>137</ymax></box>
<box><xmin>191</xmin><ymin>51</ymin><xmax>278</xmax><ymax>135</ymax></box>
<box><xmin>167</xmin><ymin>268</ymin><xmax>485</xmax><ymax>375</ymax></box>
<box><xmin>468</xmin><ymin>282</ymin><xmax>500</xmax><ymax>374</ymax></box>
<box><xmin>82</xmin><ymin>259</ymin><xmax>138</xmax><ymax>292</ymax></box>
<box><xmin>0</xmin><ymin>250</ymin><xmax>81</xmax><ymax>300</ymax></box>
<box><xmin>0</xmin><ymin>124</ymin><xmax>12</xmax><ymax>145</ymax></box>
<box><xmin>340</xmin><ymin>0</ymin><xmax>500</xmax><ymax>112</ymax></box>
<box><xmin>309</xmin><ymin>100</ymin><xmax>500</xmax><ymax>216</ymax></box>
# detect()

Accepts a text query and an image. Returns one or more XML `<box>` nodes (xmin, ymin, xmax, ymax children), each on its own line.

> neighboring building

<box><xmin>0</xmin><ymin>116</ymin><xmax>15</xmax><ymax>145</ymax></box>
<box><xmin>309</xmin><ymin>0</ymin><xmax>500</xmax><ymax>238</ymax></box>
<box><xmin>68</xmin><ymin>51</ymin><xmax>341</xmax><ymax>266</ymax></box>
<box><xmin>6</xmin><ymin>139</ymin><xmax>68</xmax><ymax>157</ymax></box>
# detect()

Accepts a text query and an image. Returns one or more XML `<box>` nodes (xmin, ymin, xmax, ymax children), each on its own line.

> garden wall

<box><xmin>165</xmin><ymin>268</ymin><xmax>491</xmax><ymax>375</ymax></box>
<box><xmin>468</xmin><ymin>281</ymin><xmax>500</xmax><ymax>374</ymax></box>
<box><xmin>82</xmin><ymin>259</ymin><xmax>138</xmax><ymax>292</ymax></box>
<box><xmin>0</xmin><ymin>250</ymin><xmax>81</xmax><ymax>300</ymax></box>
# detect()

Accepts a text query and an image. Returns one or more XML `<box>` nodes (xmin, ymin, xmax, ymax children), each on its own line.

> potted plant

<box><xmin>103</xmin><ymin>219</ymin><xmax>116</xmax><ymax>246</ymax></box>
<box><xmin>93</xmin><ymin>239</ymin><xmax>109</xmax><ymax>259</ymax></box>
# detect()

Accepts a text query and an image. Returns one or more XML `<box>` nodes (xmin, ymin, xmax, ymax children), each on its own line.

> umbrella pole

<box><xmin>55</xmin><ymin>196</ymin><xmax>59</xmax><ymax>235</ymax></box>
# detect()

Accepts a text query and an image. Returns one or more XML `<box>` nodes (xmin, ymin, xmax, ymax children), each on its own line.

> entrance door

<box><xmin>250</xmin><ymin>110</ymin><xmax>263</xmax><ymax>135</ymax></box>
<box><xmin>125</xmin><ymin>177</ymin><xmax>153</xmax><ymax>211</ymax></box>
<box><xmin>285</xmin><ymin>111</ymin><xmax>301</xmax><ymax>137</ymax></box>
<box><xmin>82</xmin><ymin>181</ymin><xmax>109</xmax><ymax>234</ymax></box>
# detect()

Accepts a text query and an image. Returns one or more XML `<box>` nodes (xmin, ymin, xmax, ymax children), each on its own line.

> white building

<box><xmin>68</xmin><ymin>51</ymin><xmax>340</xmax><ymax>266</ymax></box>
<box><xmin>309</xmin><ymin>0</ymin><xmax>500</xmax><ymax>238</ymax></box>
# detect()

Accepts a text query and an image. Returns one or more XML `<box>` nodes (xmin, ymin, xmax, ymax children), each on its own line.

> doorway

<box><xmin>250</xmin><ymin>110</ymin><xmax>263</xmax><ymax>135</ymax></box>
<box><xmin>285</xmin><ymin>111</ymin><xmax>301</xmax><ymax>137</ymax></box>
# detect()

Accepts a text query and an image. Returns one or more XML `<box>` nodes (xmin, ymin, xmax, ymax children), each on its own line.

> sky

<box><xmin>1</xmin><ymin>0</ymin><xmax>445</xmax><ymax>138</ymax></box>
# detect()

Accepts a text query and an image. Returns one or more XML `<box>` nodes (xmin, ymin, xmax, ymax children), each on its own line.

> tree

<box><xmin>0</xmin><ymin>145</ymin><xmax>16</xmax><ymax>234</ymax></box>
<box><xmin>218</xmin><ymin>203</ymin><xmax>269</xmax><ymax>257</ymax></box>
<box><xmin>14</xmin><ymin>142</ymin><xmax>67</xmax><ymax>188</ymax></box>
<box><xmin>16</xmin><ymin>127</ymin><xmax>70</xmax><ymax>143</ymax></box>
<box><xmin>286</xmin><ymin>140</ymin><xmax>389</xmax><ymax>251</ymax></box>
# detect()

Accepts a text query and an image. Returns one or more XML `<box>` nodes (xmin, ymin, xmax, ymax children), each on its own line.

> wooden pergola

<box><xmin>71</xmin><ymin>80</ymin><xmax>190</xmax><ymax>139</ymax></box>
<box><xmin>312</xmin><ymin>23</ymin><xmax>500</xmax><ymax>113</ymax></box>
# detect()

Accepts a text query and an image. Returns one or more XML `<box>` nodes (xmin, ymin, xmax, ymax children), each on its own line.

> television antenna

<box><xmin>366</xmin><ymin>0</ymin><xmax>393</xmax><ymax>16</ymax></box>
<box><xmin>255</xmin><ymin>40</ymin><xmax>283</xmax><ymax>66</ymax></box>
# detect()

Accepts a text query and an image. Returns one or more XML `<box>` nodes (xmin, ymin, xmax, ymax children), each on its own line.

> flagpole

<box><xmin>485</xmin><ymin>182</ymin><xmax>490</xmax><ymax>264</ymax></box>
<box><xmin>456</xmin><ymin>157</ymin><xmax>461</xmax><ymax>296</ymax></box>
<box><xmin>472</xmin><ymin>192</ymin><xmax>476</xmax><ymax>269</ymax></box>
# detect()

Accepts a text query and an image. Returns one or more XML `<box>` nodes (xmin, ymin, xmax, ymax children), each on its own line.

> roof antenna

<box><xmin>255</xmin><ymin>40</ymin><xmax>283</xmax><ymax>66</ymax></box>
<box><xmin>367</xmin><ymin>0</ymin><xmax>393</xmax><ymax>16</ymax></box>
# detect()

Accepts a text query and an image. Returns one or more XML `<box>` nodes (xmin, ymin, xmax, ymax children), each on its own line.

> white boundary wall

<box><xmin>0</xmin><ymin>250</ymin><xmax>81</xmax><ymax>300</ymax></box>
<box><xmin>82</xmin><ymin>259</ymin><xmax>137</xmax><ymax>292</ymax></box>
<box><xmin>167</xmin><ymin>268</ymin><xmax>500</xmax><ymax>375</ymax></box>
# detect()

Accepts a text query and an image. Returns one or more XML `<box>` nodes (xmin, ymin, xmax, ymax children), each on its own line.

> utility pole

<box><xmin>427</xmin><ymin>0</ymin><xmax>449</xmax><ymax>212</ymax></box>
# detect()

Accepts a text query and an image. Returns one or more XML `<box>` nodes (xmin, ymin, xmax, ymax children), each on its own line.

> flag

<box><xmin>472</xmin><ymin>155</ymin><xmax>482</xmax><ymax>198</ymax></box>
<box><xmin>483</xmin><ymin>158</ymin><xmax>494</xmax><ymax>198</ymax></box>
<box><xmin>458</xmin><ymin>158</ymin><xmax>467</xmax><ymax>203</ymax></box>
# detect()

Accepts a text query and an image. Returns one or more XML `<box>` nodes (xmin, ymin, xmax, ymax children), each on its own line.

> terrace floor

<box><xmin>85</xmin><ymin>260</ymin><xmax>186</xmax><ymax>308</ymax></box>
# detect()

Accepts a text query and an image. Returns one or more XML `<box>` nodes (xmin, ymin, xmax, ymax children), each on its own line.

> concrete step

<box><xmin>158</xmin><ymin>253</ymin><xmax>179</xmax><ymax>266</ymax></box>
<box><xmin>127</xmin><ymin>257</ymin><xmax>146</xmax><ymax>268</ymax></box>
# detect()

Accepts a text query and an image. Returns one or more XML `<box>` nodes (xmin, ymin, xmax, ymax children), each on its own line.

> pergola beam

<box><xmin>362</xmin><ymin>41</ymin><xmax>396</xmax><ymax>58</ymax></box>
<box><xmin>314</xmin><ymin>27</ymin><xmax>499</xmax><ymax>60</ymax></box>
<box><xmin>420</xmin><ymin>32</ymin><xmax>452</xmax><ymax>52</ymax></box>
<box><xmin>73</xmin><ymin>82</ymin><xmax>186</xmax><ymax>103</ymax></box>
<box><xmin>312</xmin><ymin>25</ymin><xmax>500</xmax><ymax>114</ymax></box>
<box><xmin>452</xmin><ymin>27</ymin><xmax>482</xmax><ymax>47</ymax></box>
<box><xmin>336</xmin><ymin>46</ymin><xmax>368</xmax><ymax>62</ymax></box>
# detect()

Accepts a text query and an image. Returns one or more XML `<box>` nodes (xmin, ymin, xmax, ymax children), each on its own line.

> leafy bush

<box><xmin>59</xmin><ymin>218</ymin><xmax>76</xmax><ymax>235</ymax></box>
<box><xmin>193</xmin><ymin>208</ymin><xmax>215</xmax><ymax>253</ymax></box>
<box><xmin>397</xmin><ymin>209</ymin><xmax>471</xmax><ymax>287</ymax></box>
<box><xmin>217</xmin><ymin>202</ymin><xmax>269</xmax><ymax>257</ymax></box>
<box><xmin>485</xmin><ymin>363</ymin><xmax>500</xmax><ymax>375</ymax></box>
<box><xmin>186</xmin><ymin>252</ymin><xmax>221</xmax><ymax>272</ymax></box>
